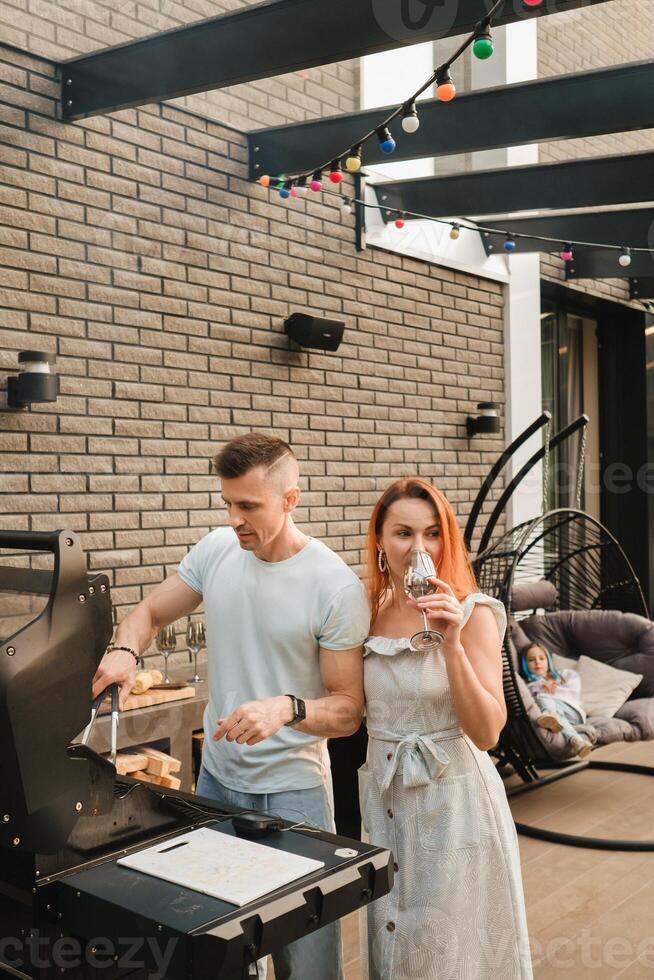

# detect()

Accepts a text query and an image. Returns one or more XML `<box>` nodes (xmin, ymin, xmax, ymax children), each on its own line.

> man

<box><xmin>93</xmin><ymin>433</ymin><xmax>370</xmax><ymax>980</ymax></box>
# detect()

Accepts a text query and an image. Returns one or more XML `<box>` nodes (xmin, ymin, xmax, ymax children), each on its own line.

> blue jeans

<box><xmin>535</xmin><ymin>694</ymin><xmax>584</xmax><ymax>742</ymax></box>
<box><xmin>196</xmin><ymin>765</ymin><xmax>344</xmax><ymax>980</ymax></box>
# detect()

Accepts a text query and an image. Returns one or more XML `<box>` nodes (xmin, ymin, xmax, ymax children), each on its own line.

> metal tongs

<box><xmin>80</xmin><ymin>683</ymin><xmax>120</xmax><ymax>765</ymax></box>
<box><xmin>66</xmin><ymin>684</ymin><xmax>121</xmax><ymax>817</ymax></box>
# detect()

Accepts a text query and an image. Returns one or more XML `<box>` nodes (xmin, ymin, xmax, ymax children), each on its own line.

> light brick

<box><xmin>0</xmin><ymin>33</ymin><xmax>516</xmax><ymax>616</ymax></box>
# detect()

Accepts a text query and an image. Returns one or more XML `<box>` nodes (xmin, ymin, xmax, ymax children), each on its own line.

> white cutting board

<box><xmin>117</xmin><ymin>826</ymin><xmax>324</xmax><ymax>907</ymax></box>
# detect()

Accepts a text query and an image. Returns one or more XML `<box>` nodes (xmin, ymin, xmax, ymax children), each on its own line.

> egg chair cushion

<box><xmin>518</xmin><ymin>609</ymin><xmax>654</xmax><ymax>699</ymax></box>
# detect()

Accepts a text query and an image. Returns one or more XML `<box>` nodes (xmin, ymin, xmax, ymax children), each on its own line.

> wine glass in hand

<box><xmin>403</xmin><ymin>550</ymin><xmax>443</xmax><ymax>652</ymax></box>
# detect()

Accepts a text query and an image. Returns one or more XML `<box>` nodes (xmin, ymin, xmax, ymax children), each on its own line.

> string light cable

<box><xmin>257</xmin><ymin>0</ymin><xmax>508</xmax><ymax>191</ymax></box>
<box><xmin>202</xmin><ymin>153</ymin><xmax>652</xmax><ymax>265</ymax></box>
<box><xmin>252</xmin><ymin>0</ymin><xmax>646</xmax><ymax>268</ymax></box>
<box><xmin>184</xmin><ymin>153</ymin><xmax>653</xmax><ymax>267</ymax></box>
<box><xmin>334</xmin><ymin>183</ymin><xmax>654</xmax><ymax>260</ymax></box>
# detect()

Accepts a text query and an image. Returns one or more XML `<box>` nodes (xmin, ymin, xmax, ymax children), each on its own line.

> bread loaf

<box><xmin>131</xmin><ymin>669</ymin><xmax>164</xmax><ymax>695</ymax></box>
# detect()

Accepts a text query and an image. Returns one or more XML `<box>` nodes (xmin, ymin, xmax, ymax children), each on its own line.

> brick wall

<box><xmin>538</xmin><ymin>0</ymin><xmax>654</xmax><ymax>304</ymax></box>
<box><xmin>0</xmin><ymin>0</ymin><xmax>359</xmax><ymax>130</ymax></box>
<box><xmin>0</xmin><ymin>43</ymin><xmax>506</xmax><ymax>663</ymax></box>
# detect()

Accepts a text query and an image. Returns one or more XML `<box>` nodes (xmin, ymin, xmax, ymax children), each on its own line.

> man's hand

<box><xmin>92</xmin><ymin>650</ymin><xmax>137</xmax><ymax>711</ymax></box>
<box><xmin>90</xmin><ymin>573</ymin><xmax>202</xmax><ymax>710</ymax></box>
<box><xmin>213</xmin><ymin>696</ymin><xmax>294</xmax><ymax>746</ymax></box>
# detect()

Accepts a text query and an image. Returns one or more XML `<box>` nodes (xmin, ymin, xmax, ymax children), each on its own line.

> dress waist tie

<box><xmin>367</xmin><ymin>727</ymin><xmax>464</xmax><ymax>797</ymax></box>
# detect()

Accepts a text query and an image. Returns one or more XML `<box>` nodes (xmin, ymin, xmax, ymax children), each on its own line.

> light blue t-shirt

<box><xmin>177</xmin><ymin>527</ymin><xmax>370</xmax><ymax>793</ymax></box>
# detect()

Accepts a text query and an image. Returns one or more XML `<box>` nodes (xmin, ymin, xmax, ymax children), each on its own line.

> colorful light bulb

<box><xmin>436</xmin><ymin>68</ymin><xmax>456</xmax><ymax>102</ymax></box>
<box><xmin>345</xmin><ymin>145</ymin><xmax>362</xmax><ymax>173</ymax></box>
<box><xmin>504</xmin><ymin>235</ymin><xmax>516</xmax><ymax>253</ymax></box>
<box><xmin>296</xmin><ymin>177</ymin><xmax>308</xmax><ymax>196</ymax></box>
<box><xmin>341</xmin><ymin>198</ymin><xmax>352</xmax><ymax>216</ymax></box>
<box><xmin>472</xmin><ymin>25</ymin><xmax>494</xmax><ymax>60</ymax></box>
<box><xmin>279</xmin><ymin>182</ymin><xmax>291</xmax><ymax>199</ymax></box>
<box><xmin>394</xmin><ymin>213</ymin><xmax>406</xmax><ymax>229</ymax></box>
<box><xmin>258</xmin><ymin>174</ymin><xmax>271</xmax><ymax>187</ymax></box>
<box><xmin>560</xmin><ymin>244</ymin><xmax>574</xmax><ymax>262</ymax></box>
<box><xmin>329</xmin><ymin>160</ymin><xmax>343</xmax><ymax>184</ymax></box>
<box><xmin>523</xmin><ymin>0</ymin><xmax>544</xmax><ymax>6</ymax></box>
<box><xmin>310</xmin><ymin>170</ymin><xmax>323</xmax><ymax>192</ymax></box>
<box><xmin>401</xmin><ymin>102</ymin><xmax>420</xmax><ymax>134</ymax></box>
<box><xmin>619</xmin><ymin>248</ymin><xmax>632</xmax><ymax>268</ymax></box>
<box><xmin>377</xmin><ymin>127</ymin><xmax>396</xmax><ymax>154</ymax></box>
<box><xmin>290</xmin><ymin>185</ymin><xmax>298</xmax><ymax>198</ymax></box>
<box><xmin>450</xmin><ymin>223</ymin><xmax>461</xmax><ymax>241</ymax></box>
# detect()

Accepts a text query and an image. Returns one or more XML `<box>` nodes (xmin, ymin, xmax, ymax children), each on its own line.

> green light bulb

<box><xmin>473</xmin><ymin>36</ymin><xmax>494</xmax><ymax>60</ymax></box>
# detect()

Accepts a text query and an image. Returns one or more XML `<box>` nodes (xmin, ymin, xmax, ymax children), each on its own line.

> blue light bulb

<box><xmin>377</xmin><ymin>127</ymin><xmax>396</xmax><ymax>155</ymax></box>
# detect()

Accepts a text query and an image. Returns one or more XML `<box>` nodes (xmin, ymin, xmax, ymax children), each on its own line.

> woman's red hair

<box><xmin>366</xmin><ymin>478</ymin><xmax>478</xmax><ymax>627</ymax></box>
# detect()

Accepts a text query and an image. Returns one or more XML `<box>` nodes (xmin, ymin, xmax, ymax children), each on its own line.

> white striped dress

<box><xmin>359</xmin><ymin>592</ymin><xmax>533</xmax><ymax>980</ymax></box>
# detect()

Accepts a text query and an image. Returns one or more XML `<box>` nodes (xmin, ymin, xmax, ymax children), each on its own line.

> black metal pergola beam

<box><xmin>477</xmin><ymin>208</ymin><xmax>654</xmax><ymax>256</ymax></box>
<box><xmin>565</xmin><ymin>250</ymin><xmax>654</xmax><ymax>280</ymax></box>
<box><xmin>371</xmin><ymin>151</ymin><xmax>654</xmax><ymax>219</ymax></box>
<box><xmin>630</xmin><ymin>278</ymin><xmax>654</xmax><ymax>300</ymax></box>
<box><xmin>60</xmin><ymin>0</ymin><xmax>617</xmax><ymax>121</ymax></box>
<box><xmin>249</xmin><ymin>58</ymin><xmax>654</xmax><ymax>179</ymax></box>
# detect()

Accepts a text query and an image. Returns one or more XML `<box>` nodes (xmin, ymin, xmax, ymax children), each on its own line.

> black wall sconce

<box><xmin>7</xmin><ymin>351</ymin><xmax>58</xmax><ymax>410</ymax></box>
<box><xmin>466</xmin><ymin>402</ymin><xmax>500</xmax><ymax>438</ymax></box>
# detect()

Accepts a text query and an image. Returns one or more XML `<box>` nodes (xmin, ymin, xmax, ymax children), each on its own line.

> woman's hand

<box><xmin>406</xmin><ymin>577</ymin><xmax>465</xmax><ymax>655</ymax></box>
<box><xmin>542</xmin><ymin>679</ymin><xmax>558</xmax><ymax>694</ymax></box>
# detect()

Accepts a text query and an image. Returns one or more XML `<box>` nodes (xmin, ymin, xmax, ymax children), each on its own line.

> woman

<box><xmin>359</xmin><ymin>478</ymin><xmax>532</xmax><ymax>980</ymax></box>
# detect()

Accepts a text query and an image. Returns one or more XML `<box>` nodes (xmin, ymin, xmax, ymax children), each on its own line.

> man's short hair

<box><xmin>213</xmin><ymin>433</ymin><xmax>296</xmax><ymax>481</ymax></box>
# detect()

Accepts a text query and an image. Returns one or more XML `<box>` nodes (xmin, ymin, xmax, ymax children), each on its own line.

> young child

<box><xmin>521</xmin><ymin>642</ymin><xmax>593</xmax><ymax>759</ymax></box>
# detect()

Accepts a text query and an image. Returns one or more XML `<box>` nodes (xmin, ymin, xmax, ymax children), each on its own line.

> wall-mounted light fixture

<box><xmin>7</xmin><ymin>351</ymin><xmax>58</xmax><ymax>410</ymax></box>
<box><xmin>466</xmin><ymin>401</ymin><xmax>500</xmax><ymax>438</ymax></box>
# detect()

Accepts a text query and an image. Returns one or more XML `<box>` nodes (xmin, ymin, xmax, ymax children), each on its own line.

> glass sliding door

<box><xmin>646</xmin><ymin>320</ymin><xmax>654</xmax><ymax>610</ymax></box>
<box><xmin>540</xmin><ymin>303</ymin><xmax>587</xmax><ymax>511</ymax></box>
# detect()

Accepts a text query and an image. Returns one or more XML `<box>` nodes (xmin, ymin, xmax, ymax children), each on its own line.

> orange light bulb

<box><xmin>437</xmin><ymin>82</ymin><xmax>456</xmax><ymax>102</ymax></box>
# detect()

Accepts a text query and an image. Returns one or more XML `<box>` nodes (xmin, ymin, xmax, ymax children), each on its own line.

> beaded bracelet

<box><xmin>106</xmin><ymin>643</ymin><xmax>139</xmax><ymax>661</ymax></box>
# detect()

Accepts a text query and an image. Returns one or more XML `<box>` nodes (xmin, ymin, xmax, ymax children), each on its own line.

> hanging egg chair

<box><xmin>467</xmin><ymin>413</ymin><xmax>654</xmax><ymax>850</ymax></box>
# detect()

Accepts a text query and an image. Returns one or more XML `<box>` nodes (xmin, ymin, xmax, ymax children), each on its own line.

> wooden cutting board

<box><xmin>99</xmin><ymin>686</ymin><xmax>196</xmax><ymax>713</ymax></box>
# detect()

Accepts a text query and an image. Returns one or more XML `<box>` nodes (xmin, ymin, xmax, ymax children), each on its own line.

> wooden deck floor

<box><xmin>273</xmin><ymin>738</ymin><xmax>654</xmax><ymax>979</ymax></box>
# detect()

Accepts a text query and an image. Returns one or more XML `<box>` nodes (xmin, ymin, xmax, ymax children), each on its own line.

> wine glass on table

<box><xmin>186</xmin><ymin>619</ymin><xmax>206</xmax><ymax>685</ymax></box>
<box><xmin>156</xmin><ymin>624</ymin><xmax>176</xmax><ymax>684</ymax></box>
<box><xmin>403</xmin><ymin>550</ymin><xmax>443</xmax><ymax>652</ymax></box>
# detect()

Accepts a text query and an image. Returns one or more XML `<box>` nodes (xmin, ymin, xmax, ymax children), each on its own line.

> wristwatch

<box><xmin>284</xmin><ymin>694</ymin><xmax>306</xmax><ymax>727</ymax></box>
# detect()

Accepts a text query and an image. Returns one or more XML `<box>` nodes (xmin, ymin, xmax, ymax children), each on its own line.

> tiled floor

<box><xmin>507</xmin><ymin>738</ymin><xmax>654</xmax><ymax>979</ymax></box>
<box><xmin>270</xmin><ymin>739</ymin><xmax>654</xmax><ymax>979</ymax></box>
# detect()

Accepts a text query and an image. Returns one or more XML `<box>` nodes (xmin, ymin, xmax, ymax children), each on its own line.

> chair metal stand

<box><xmin>506</xmin><ymin>758</ymin><xmax>654</xmax><ymax>850</ymax></box>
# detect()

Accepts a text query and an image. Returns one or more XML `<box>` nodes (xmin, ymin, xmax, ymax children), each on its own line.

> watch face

<box><xmin>286</xmin><ymin>695</ymin><xmax>305</xmax><ymax>726</ymax></box>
